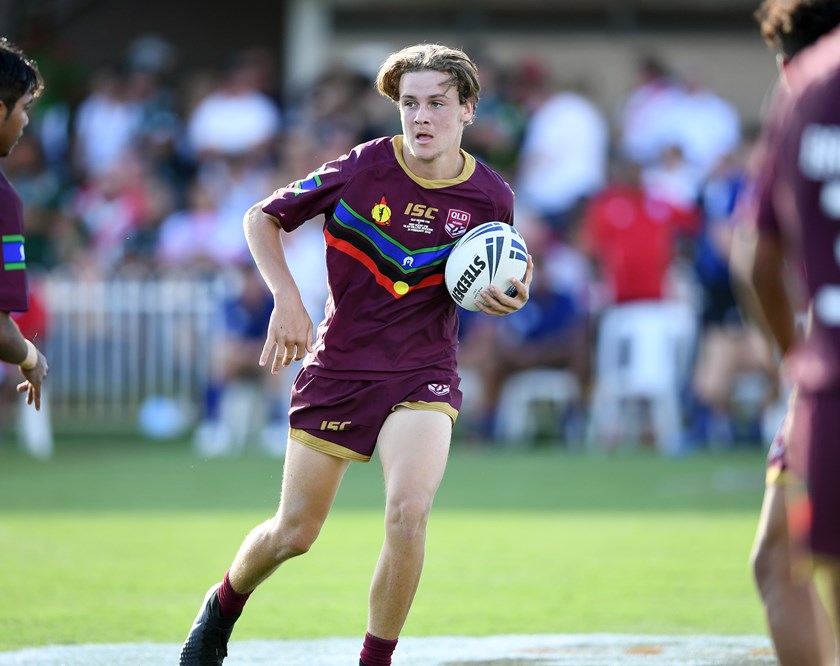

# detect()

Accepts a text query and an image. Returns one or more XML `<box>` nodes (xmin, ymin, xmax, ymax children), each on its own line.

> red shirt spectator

<box><xmin>580</xmin><ymin>169</ymin><xmax>698</xmax><ymax>304</ymax></box>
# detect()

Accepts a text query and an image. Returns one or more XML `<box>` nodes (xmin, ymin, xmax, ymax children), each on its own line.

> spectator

<box><xmin>513</xmin><ymin>57</ymin><xmax>609</xmax><ymax>233</ymax></box>
<box><xmin>460</xmin><ymin>53</ymin><xmax>527</xmax><ymax>178</ymax></box>
<box><xmin>617</xmin><ymin>54</ymin><xmax>684</xmax><ymax>167</ymax></box>
<box><xmin>691</xmin><ymin>143</ymin><xmax>779</xmax><ymax>446</ymax></box>
<box><xmin>68</xmin><ymin>155</ymin><xmax>153</xmax><ymax>274</ymax></box>
<box><xmin>641</xmin><ymin>143</ymin><xmax>705</xmax><ymax>211</ymax></box>
<box><xmin>72</xmin><ymin>64</ymin><xmax>143</xmax><ymax>179</ymax></box>
<box><xmin>194</xmin><ymin>261</ymin><xmax>287</xmax><ymax>457</ymax></box>
<box><xmin>664</xmin><ymin>69</ymin><xmax>742</xmax><ymax>181</ymax></box>
<box><xmin>185</xmin><ymin>50</ymin><xmax>282</xmax><ymax>163</ymax></box>
<box><xmin>580</xmin><ymin>157</ymin><xmax>700</xmax><ymax>454</ymax></box>
<box><xmin>155</xmin><ymin>179</ymin><xmax>224</xmax><ymax>275</ymax></box>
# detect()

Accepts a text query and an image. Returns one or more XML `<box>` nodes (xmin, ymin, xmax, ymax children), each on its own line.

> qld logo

<box><xmin>445</xmin><ymin>209</ymin><xmax>471</xmax><ymax>238</ymax></box>
<box><xmin>428</xmin><ymin>383</ymin><xmax>450</xmax><ymax>396</ymax></box>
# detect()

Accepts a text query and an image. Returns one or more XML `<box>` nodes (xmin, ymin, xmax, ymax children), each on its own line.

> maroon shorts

<box><xmin>788</xmin><ymin>390</ymin><xmax>840</xmax><ymax>560</ymax></box>
<box><xmin>288</xmin><ymin>367</ymin><xmax>462</xmax><ymax>461</ymax></box>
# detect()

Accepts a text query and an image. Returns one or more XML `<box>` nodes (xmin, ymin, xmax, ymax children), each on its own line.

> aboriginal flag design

<box><xmin>327</xmin><ymin>199</ymin><xmax>458</xmax><ymax>298</ymax></box>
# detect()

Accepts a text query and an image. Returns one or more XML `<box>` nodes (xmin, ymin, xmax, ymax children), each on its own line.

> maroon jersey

<box><xmin>262</xmin><ymin>135</ymin><xmax>514</xmax><ymax>378</ymax></box>
<box><xmin>0</xmin><ymin>169</ymin><xmax>27</xmax><ymax>313</ymax></box>
<box><xmin>752</xmin><ymin>26</ymin><xmax>840</xmax><ymax>393</ymax></box>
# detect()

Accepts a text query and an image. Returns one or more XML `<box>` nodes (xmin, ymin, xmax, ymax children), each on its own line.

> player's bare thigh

<box><xmin>274</xmin><ymin>439</ymin><xmax>352</xmax><ymax>538</ymax></box>
<box><xmin>377</xmin><ymin>407</ymin><xmax>452</xmax><ymax>504</ymax></box>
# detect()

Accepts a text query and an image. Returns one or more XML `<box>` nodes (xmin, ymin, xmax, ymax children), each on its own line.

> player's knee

<box><xmin>384</xmin><ymin>496</ymin><xmax>432</xmax><ymax>541</ymax></box>
<box><xmin>751</xmin><ymin>535</ymin><xmax>779</xmax><ymax>598</ymax></box>
<box><xmin>267</xmin><ymin>522</ymin><xmax>319</xmax><ymax>561</ymax></box>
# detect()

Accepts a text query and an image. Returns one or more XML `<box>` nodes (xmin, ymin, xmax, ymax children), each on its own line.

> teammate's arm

<box><xmin>731</xmin><ymin>225</ymin><xmax>796</xmax><ymax>356</ymax></box>
<box><xmin>243</xmin><ymin>203</ymin><xmax>314</xmax><ymax>373</ymax></box>
<box><xmin>0</xmin><ymin>310</ymin><xmax>48</xmax><ymax>409</ymax></box>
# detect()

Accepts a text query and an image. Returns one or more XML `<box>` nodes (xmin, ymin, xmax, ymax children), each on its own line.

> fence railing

<box><xmin>43</xmin><ymin>276</ymin><xmax>225</xmax><ymax>426</ymax></box>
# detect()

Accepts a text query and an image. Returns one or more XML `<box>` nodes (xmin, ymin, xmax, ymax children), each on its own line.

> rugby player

<box><xmin>179</xmin><ymin>43</ymin><xmax>532</xmax><ymax>666</ymax></box>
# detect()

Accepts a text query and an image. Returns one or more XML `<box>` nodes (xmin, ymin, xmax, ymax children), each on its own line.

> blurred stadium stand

<box><xmin>0</xmin><ymin>0</ymin><xmax>783</xmax><ymax>447</ymax></box>
<box><xmin>4</xmin><ymin>0</ymin><xmax>774</xmax><ymax>125</ymax></box>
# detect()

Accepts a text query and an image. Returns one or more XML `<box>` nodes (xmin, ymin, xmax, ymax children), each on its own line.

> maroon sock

<box><xmin>359</xmin><ymin>632</ymin><xmax>398</xmax><ymax>666</ymax></box>
<box><xmin>217</xmin><ymin>569</ymin><xmax>251</xmax><ymax>618</ymax></box>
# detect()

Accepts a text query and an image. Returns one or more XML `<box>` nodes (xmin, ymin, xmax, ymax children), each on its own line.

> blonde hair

<box><xmin>375</xmin><ymin>43</ymin><xmax>480</xmax><ymax>123</ymax></box>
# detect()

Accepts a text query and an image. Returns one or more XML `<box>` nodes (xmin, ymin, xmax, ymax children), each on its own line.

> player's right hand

<box><xmin>17</xmin><ymin>349</ymin><xmax>48</xmax><ymax>410</ymax></box>
<box><xmin>259</xmin><ymin>300</ymin><xmax>314</xmax><ymax>373</ymax></box>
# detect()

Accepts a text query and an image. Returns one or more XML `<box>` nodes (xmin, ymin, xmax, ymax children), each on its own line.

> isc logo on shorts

<box><xmin>428</xmin><ymin>384</ymin><xmax>450</xmax><ymax>396</ymax></box>
<box><xmin>321</xmin><ymin>420</ymin><xmax>351</xmax><ymax>431</ymax></box>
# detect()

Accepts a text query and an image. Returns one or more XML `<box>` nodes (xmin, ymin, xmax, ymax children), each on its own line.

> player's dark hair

<box><xmin>756</xmin><ymin>0</ymin><xmax>840</xmax><ymax>60</ymax></box>
<box><xmin>375</xmin><ymin>43</ymin><xmax>480</xmax><ymax>125</ymax></box>
<box><xmin>0</xmin><ymin>38</ymin><xmax>43</xmax><ymax>119</ymax></box>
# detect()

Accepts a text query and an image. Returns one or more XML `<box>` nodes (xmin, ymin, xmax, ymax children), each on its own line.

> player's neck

<box><xmin>403</xmin><ymin>148</ymin><xmax>465</xmax><ymax>181</ymax></box>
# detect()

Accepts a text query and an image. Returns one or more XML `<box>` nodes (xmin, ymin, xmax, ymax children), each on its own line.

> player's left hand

<box><xmin>475</xmin><ymin>254</ymin><xmax>533</xmax><ymax>317</ymax></box>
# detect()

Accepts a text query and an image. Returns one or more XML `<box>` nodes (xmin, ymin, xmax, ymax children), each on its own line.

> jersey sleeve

<box><xmin>0</xmin><ymin>186</ymin><xmax>28</xmax><ymax>313</ymax></box>
<box><xmin>261</xmin><ymin>147</ymin><xmax>360</xmax><ymax>233</ymax></box>
<box><xmin>494</xmin><ymin>174</ymin><xmax>515</xmax><ymax>225</ymax></box>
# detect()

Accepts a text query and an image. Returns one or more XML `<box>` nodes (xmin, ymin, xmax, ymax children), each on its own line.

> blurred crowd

<box><xmin>2</xmin><ymin>33</ymin><xmax>783</xmax><ymax>455</ymax></box>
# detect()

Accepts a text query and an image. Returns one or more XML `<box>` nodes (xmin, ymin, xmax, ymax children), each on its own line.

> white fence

<box><xmin>43</xmin><ymin>276</ymin><xmax>225</xmax><ymax>426</ymax></box>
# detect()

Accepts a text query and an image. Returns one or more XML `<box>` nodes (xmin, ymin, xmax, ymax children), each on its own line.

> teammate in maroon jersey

<box><xmin>179</xmin><ymin>43</ymin><xmax>532</xmax><ymax>666</ymax></box>
<box><xmin>0</xmin><ymin>38</ymin><xmax>47</xmax><ymax>411</ymax></box>
<box><xmin>733</xmin><ymin>2</ymin><xmax>840</xmax><ymax>664</ymax></box>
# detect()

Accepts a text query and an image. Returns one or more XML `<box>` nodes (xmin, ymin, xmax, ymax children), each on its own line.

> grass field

<box><xmin>0</xmin><ymin>435</ymin><xmax>770</xmax><ymax>653</ymax></box>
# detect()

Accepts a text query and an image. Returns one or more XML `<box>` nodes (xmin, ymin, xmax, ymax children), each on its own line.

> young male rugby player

<box><xmin>180</xmin><ymin>43</ymin><xmax>532</xmax><ymax>666</ymax></box>
<box><xmin>734</xmin><ymin>2</ymin><xmax>840</xmax><ymax>663</ymax></box>
<box><xmin>0</xmin><ymin>38</ymin><xmax>48</xmax><ymax>412</ymax></box>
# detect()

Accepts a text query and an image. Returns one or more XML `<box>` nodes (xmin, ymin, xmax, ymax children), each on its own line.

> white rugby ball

<box><xmin>445</xmin><ymin>221</ymin><xmax>529</xmax><ymax>311</ymax></box>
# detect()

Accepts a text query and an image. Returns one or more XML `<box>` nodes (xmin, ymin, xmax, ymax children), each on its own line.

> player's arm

<box><xmin>730</xmin><ymin>224</ymin><xmax>796</xmax><ymax>356</ymax></box>
<box><xmin>243</xmin><ymin>203</ymin><xmax>313</xmax><ymax>372</ymax></box>
<box><xmin>0</xmin><ymin>310</ymin><xmax>48</xmax><ymax>409</ymax></box>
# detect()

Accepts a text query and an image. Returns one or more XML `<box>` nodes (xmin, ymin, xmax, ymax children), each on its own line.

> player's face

<box><xmin>398</xmin><ymin>70</ymin><xmax>474</xmax><ymax>179</ymax></box>
<box><xmin>0</xmin><ymin>93</ymin><xmax>33</xmax><ymax>157</ymax></box>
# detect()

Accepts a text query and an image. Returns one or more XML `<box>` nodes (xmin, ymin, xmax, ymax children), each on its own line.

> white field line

<box><xmin>0</xmin><ymin>634</ymin><xmax>776</xmax><ymax>665</ymax></box>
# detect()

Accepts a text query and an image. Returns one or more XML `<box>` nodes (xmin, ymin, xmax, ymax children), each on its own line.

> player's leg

<box><xmin>180</xmin><ymin>439</ymin><xmax>350</xmax><ymax>665</ymax></box>
<box><xmin>362</xmin><ymin>407</ymin><xmax>451</xmax><ymax>664</ymax></box>
<box><xmin>227</xmin><ymin>439</ymin><xmax>351</xmax><ymax>591</ymax></box>
<box><xmin>826</xmin><ymin>564</ymin><xmax>840</xmax><ymax>645</ymax></box>
<box><xmin>803</xmin><ymin>391</ymin><xmax>840</xmax><ymax>660</ymax></box>
<box><xmin>751</xmin><ymin>482</ymin><xmax>836</xmax><ymax>665</ymax></box>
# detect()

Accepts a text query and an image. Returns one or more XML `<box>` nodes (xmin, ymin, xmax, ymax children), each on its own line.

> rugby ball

<box><xmin>445</xmin><ymin>221</ymin><xmax>528</xmax><ymax>311</ymax></box>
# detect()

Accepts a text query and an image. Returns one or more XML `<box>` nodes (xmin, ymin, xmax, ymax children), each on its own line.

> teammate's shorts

<box><xmin>788</xmin><ymin>390</ymin><xmax>840</xmax><ymax>560</ymax></box>
<box><xmin>288</xmin><ymin>367</ymin><xmax>462</xmax><ymax>462</ymax></box>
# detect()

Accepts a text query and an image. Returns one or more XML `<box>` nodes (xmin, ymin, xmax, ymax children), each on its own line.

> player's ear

<box><xmin>461</xmin><ymin>99</ymin><xmax>475</xmax><ymax>125</ymax></box>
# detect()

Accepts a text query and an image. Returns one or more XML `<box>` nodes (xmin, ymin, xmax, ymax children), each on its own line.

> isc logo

<box><xmin>404</xmin><ymin>203</ymin><xmax>439</xmax><ymax>219</ymax></box>
<box><xmin>320</xmin><ymin>420</ymin><xmax>351</xmax><ymax>431</ymax></box>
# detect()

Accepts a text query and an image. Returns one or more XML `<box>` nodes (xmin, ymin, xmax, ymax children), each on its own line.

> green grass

<box><xmin>0</xmin><ymin>436</ymin><xmax>769</xmax><ymax>650</ymax></box>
